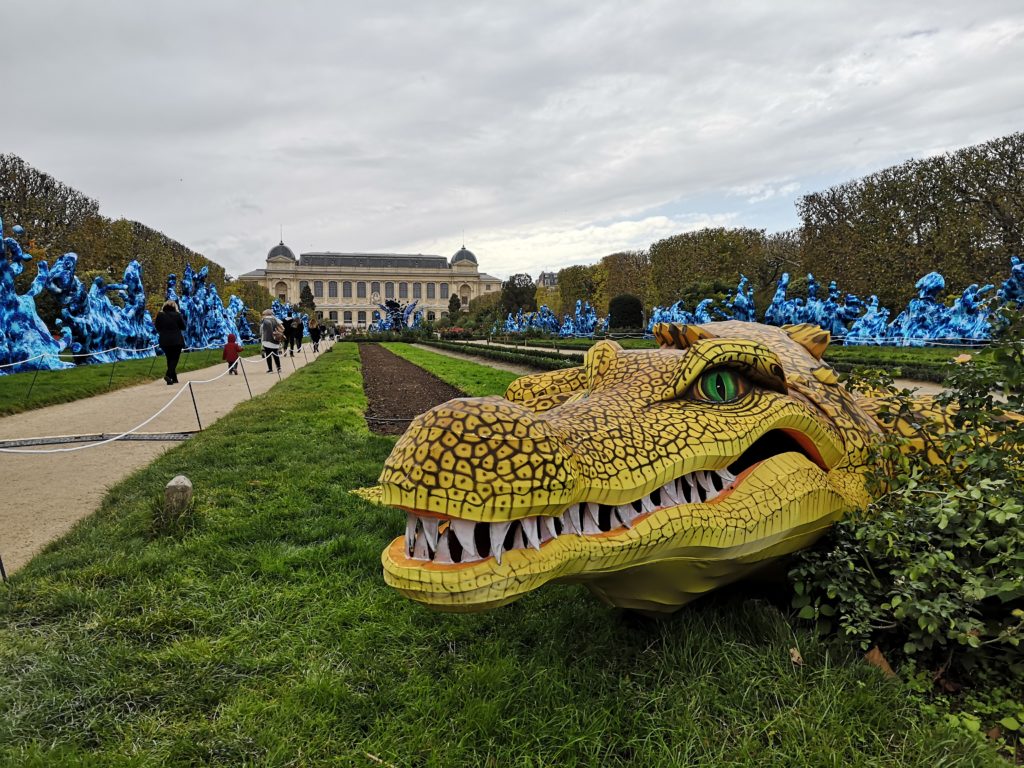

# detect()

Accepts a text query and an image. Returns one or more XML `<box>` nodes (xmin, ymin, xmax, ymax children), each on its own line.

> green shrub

<box><xmin>789</xmin><ymin>310</ymin><xmax>1024</xmax><ymax>740</ymax></box>
<box><xmin>608</xmin><ymin>294</ymin><xmax>643</xmax><ymax>329</ymax></box>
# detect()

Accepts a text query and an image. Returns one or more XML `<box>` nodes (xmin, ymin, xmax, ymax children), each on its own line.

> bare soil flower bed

<box><xmin>359</xmin><ymin>343</ymin><xmax>464</xmax><ymax>434</ymax></box>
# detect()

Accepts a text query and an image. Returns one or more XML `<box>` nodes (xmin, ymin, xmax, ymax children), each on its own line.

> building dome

<box><xmin>267</xmin><ymin>241</ymin><xmax>296</xmax><ymax>261</ymax></box>
<box><xmin>450</xmin><ymin>245</ymin><xmax>477</xmax><ymax>265</ymax></box>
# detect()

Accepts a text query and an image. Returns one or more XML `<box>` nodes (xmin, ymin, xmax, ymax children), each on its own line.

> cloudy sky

<box><xmin>4</xmin><ymin>1</ymin><xmax>1024</xmax><ymax>280</ymax></box>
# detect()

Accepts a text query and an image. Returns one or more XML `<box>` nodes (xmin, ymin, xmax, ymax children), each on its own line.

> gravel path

<box><xmin>0</xmin><ymin>344</ymin><xmax>330</xmax><ymax>575</ymax></box>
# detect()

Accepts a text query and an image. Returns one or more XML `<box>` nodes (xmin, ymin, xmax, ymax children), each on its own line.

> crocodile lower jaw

<box><xmin>381</xmin><ymin>452</ymin><xmax>858</xmax><ymax>612</ymax></box>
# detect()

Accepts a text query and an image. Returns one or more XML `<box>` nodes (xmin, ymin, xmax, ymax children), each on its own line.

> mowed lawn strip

<box><xmin>0</xmin><ymin>345</ymin><xmax>265</xmax><ymax>417</ymax></box>
<box><xmin>381</xmin><ymin>341</ymin><xmax>519</xmax><ymax>395</ymax></box>
<box><xmin>0</xmin><ymin>345</ymin><xmax>1001</xmax><ymax>766</ymax></box>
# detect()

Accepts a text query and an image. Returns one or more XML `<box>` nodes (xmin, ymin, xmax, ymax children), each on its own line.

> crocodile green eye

<box><xmin>692</xmin><ymin>369</ymin><xmax>749</xmax><ymax>403</ymax></box>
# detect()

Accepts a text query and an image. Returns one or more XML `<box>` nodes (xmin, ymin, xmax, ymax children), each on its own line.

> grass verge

<box><xmin>0</xmin><ymin>344</ymin><xmax>1002</xmax><ymax>766</ymax></box>
<box><xmin>381</xmin><ymin>342</ymin><xmax>521</xmax><ymax>395</ymax></box>
<box><xmin>0</xmin><ymin>345</ymin><xmax>265</xmax><ymax>417</ymax></box>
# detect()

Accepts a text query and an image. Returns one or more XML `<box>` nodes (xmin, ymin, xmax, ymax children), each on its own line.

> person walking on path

<box><xmin>284</xmin><ymin>314</ymin><xmax>303</xmax><ymax>356</ymax></box>
<box><xmin>222</xmin><ymin>333</ymin><xmax>243</xmax><ymax>374</ymax></box>
<box><xmin>308</xmin><ymin>317</ymin><xmax>322</xmax><ymax>352</ymax></box>
<box><xmin>154</xmin><ymin>300</ymin><xmax>186</xmax><ymax>385</ymax></box>
<box><xmin>260</xmin><ymin>309</ymin><xmax>283</xmax><ymax>373</ymax></box>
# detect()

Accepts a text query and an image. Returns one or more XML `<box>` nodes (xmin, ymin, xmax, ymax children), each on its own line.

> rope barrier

<box><xmin>0</xmin><ymin>342</ymin><xmax>241</xmax><ymax>370</ymax></box>
<box><xmin>0</xmin><ymin>432</ymin><xmax>197</xmax><ymax>449</ymax></box>
<box><xmin>0</xmin><ymin>341</ymin><xmax>330</xmax><ymax>454</ymax></box>
<box><xmin>0</xmin><ymin>384</ymin><xmax>194</xmax><ymax>454</ymax></box>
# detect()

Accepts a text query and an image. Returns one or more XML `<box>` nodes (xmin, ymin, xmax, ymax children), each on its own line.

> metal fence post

<box><xmin>188</xmin><ymin>382</ymin><xmax>203</xmax><ymax>431</ymax></box>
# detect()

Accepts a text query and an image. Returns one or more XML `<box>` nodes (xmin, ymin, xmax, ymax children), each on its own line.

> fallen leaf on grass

<box><xmin>789</xmin><ymin>647</ymin><xmax>804</xmax><ymax>666</ymax></box>
<box><xmin>864</xmin><ymin>645</ymin><xmax>896</xmax><ymax>678</ymax></box>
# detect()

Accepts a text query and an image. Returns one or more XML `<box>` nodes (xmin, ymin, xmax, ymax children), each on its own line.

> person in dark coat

<box><xmin>154</xmin><ymin>300</ymin><xmax>186</xmax><ymax>385</ymax></box>
<box><xmin>308</xmin><ymin>317</ymin><xmax>322</xmax><ymax>352</ymax></box>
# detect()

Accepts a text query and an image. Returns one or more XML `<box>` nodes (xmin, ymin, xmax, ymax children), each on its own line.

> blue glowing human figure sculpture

<box><xmin>646</xmin><ymin>300</ymin><xmax>696</xmax><ymax>332</ymax></box>
<box><xmin>403</xmin><ymin>300</ymin><xmax>420</xmax><ymax>329</ymax></box>
<box><xmin>225</xmin><ymin>295</ymin><xmax>257</xmax><ymax>342</ymax></box>
<box><xmin>845</xmin><ymin>296</ymin><xmax>891</xmax><ymax>345</ymax></box>
<box><xmin>504</xmin><ymin>308</ymin><xmax>525</xmax><ymax>334</ymax></box>
<box><xmin>0</xmin><ymin>219</ymin><xmax>72</xmax><ymax>374</ymax></box>
<box><xmin>947</xmin><ymin>283</ymin><xmax>994</xmax><ymax>342</ymax></box>
<box><xmin>726</xmin><ymin>275</ymin><xmax>757</xmax><ymax>322</ymax></box>
<box><xmin>46</xmin><ymin>252</ymin><xmax>92</xmax><ymax>358</ymax></box>
<box><xmin>763</xmin><ymin>273</ymin><xmax>793</xmax><ymax>326</ymax></box>
<box><xmin>998</xmin><ymin>256</ymin><xmax>1023</xmax><ymax>308</ymax></box>
<box><xmin>85</xmin><ymin>276</ymin><xmax>129</xmax><ymax>363</ymax></box>
<box><xmin>694</xmin><ymin>298</ymin><xmax>715</xmax><ymax>324</ymax></box>
<box><xmin>119</xmin><ymin>261</ymin><xmax>158</xmax><ymax>357</ymax></box>
<box><xmin>200</xmin><ymin>270</ymin><xmax>235</xmax><ymax>345</ymax></box>
<box><xmin>166</xmin><ymin>273</ymin><xmax>180</xmax><ymax>304</ymax></box>
<box><xmin>570</xmin><ymin>300</ymin><xmax>600</xmax><ymax>336</ymax></box>
<box><xmin>889</xmin><ymin>272</ymin><xmax>947</xmax><ymax>346</ymax></box>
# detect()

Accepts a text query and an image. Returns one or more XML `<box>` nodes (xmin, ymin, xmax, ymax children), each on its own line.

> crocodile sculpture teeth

<box><xmin>404</xmin><ymin>467</ymin><xmax>738</xmax><ymax>565</ymax></box>
<box><xmin>357</xmin><ymin>320</ymin><xmax>951</xmax><ymax>615</ymax></box>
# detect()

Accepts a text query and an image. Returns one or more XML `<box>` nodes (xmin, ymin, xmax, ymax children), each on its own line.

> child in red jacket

<box><xmin>223</xmin><ymin>333</ymin><xmax>243</xmax><ymax>374</ymax></box>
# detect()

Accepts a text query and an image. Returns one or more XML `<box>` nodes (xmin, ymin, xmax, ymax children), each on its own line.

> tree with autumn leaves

<box><xmin>555</xmin><ymin>132</ymin><xmax>1024</xmax><ymax>316</ymax></box>
<box><xmin>1</xmin><ymin>153</ymin><xmax>273</xmax><ymax>322</ymax></box>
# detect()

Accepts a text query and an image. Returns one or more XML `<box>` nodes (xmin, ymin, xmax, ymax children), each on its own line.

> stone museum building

<box><xmin>240</xmin><ymin>241</ymin><xmax>502</xmax><ymax>327</ymax></box>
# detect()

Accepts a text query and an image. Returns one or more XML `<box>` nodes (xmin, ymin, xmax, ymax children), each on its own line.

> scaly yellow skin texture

<box><xmin>369</xmin><ymin>321</ymin><xmax>924</xmax><ymax>615</ymax></box>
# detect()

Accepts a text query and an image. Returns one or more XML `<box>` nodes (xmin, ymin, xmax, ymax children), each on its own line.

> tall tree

<box><xmin>798</xmin><ymin>131</ymin><xmax>1024</xmax><ymax>308</ymax></box>
<box><xmin>557</xmin><ymin>264</ymin><xmax>597</xmax><ymax>308</ymax></box>
<box><xmin>448</xmin><ymin>294</ymin><xmax>462</xmax><ymax>316</ymax></box>
<box><xmin>299</xmin><ymin>284</ymin><xmax>316</xmax><ymax>313</ymax></box>
<box><xmin>648</xmin><ymin>227</ymin><xmax>767</xmax><ymax>305</ymax></box>
<box><xmin>597</xmin><ymin>250</ymin><xmax>650</xmax><ymax>311</ymax></box>
<box><xmin>501</xmin><ymin>273</ymin><xmax>537</xmax><ymax>314</ymax></box>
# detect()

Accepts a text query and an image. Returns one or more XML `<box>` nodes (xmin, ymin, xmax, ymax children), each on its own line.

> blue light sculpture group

<box><xmin>0</xmin><ymin>217</ymin><xmax>260</xmax><ymax>374</ymax></box>
<box><xmin>497</xmin><ymin>257</ymin><xmax>1023</xmax><ymax>343</ymax></box>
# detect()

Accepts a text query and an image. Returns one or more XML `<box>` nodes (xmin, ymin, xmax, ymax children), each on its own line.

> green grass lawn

<box><xmin>381</xmin><ymin>342</ymin><xmax>520</xmax><ymax>395</ymax></box>
<box><xmin>0</xmin><ymin>344</ymin><xmax>1002</xmax><ymax>766</ymax></box>
<box><xmin>0</xmin><ymin>345</ymin><xmax>266</xmax><ymax>416</ymax></box>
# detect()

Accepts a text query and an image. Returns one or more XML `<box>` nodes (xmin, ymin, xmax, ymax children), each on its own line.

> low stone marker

<box><xmin>159</xmin><ymin>475</ymin><xmax>194</xmax><ymax>530</ymax></box>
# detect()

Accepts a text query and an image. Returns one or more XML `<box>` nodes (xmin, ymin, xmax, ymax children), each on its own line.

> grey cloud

<box><xmin>3</xmin><ymin>1</ymin><xmax>1023</xmax><ymax>279</ymax></box>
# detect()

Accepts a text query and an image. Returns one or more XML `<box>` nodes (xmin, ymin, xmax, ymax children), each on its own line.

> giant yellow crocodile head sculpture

<box><xmin>369</xmin><ymin>321</ymin><xmax>908</xmax><ymax>614</ymax></box>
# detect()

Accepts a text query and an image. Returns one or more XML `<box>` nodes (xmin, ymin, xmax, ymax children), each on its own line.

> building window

<box><xmin>357</xmin><ymin>311</ymin><xmax>366</xmax><ymax>325</ymax></box>
<box><xmin>413</xmin><ymin>282</ymin><xmax>421</xmax><ymax>299</ymax></box>
<box><xmin>426</xmin><ymin>283</ymin><xmax>435</xmax><ymax>300</ymax></box>
<box><xmin>440</xmin><ymin>283</ymin><xmax>449</xmax><ymax>299</ymax></box>
<box><xmin>329</xmin><ymin>311</ymin><xmax>338</xmax><ymax>321</ymax></box>
<box><xmin>314</xmin><ymin>280</ymin><xmax>324</xmax><ymax>298</ymax></box>
<box><xmin>486</xmin><ymin>285</ymin><xmax>491</xmax><ymax>291</ymax></box>
<box><xmin>299</xmin><ymin>280</ymin><xmax>309</xmax><ymax>294</ymax></box>
<box><xmin>274</xmin><ymin>281</ymin><xmax>288</xmax><ymax>301</ymax></box>
<box><xmin>427</xmin><ymin>311</ymin><xmax>436</xmax><ymax>321</ymax></box>
<box><xmin>343</xmin><ymin>311</ymin><xmax>352</xmax><ymax>324</ymax></box>
<box><xmin>371</xmin><ymin>281</ymin><xmax>380</xmax><ymax>295</ymax></box>
<box><xmin>399</xmin><ymin>282</ymin><xmax>408</xmax><ymax>299</ymax></box>
<box><xmin>357</xmin><ymin>282</ymin><xmax>366</xmax><ymax>298</ymax></box>
<box><xmin>328</xmin><ymin>281</ymin><xmax>338</xmax><ymax>298</ymax></box>
<box><xmin>385</xmin><ymin>281</ymin><xmax>394</xmax><ymax>299</ymax></box>
<box><xmin>343</xmin><ymin>281</ymin><xmax>352</xmax><ymax>298</ymax></box>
